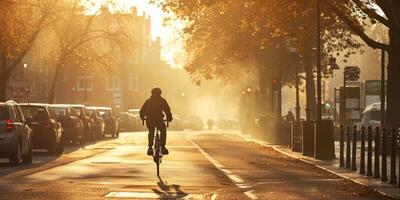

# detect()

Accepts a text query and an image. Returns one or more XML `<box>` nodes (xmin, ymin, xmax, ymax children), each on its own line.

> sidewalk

<box><xmin>243</xmin><ymin>135</ymin><xmax>400</xmax><ymax>199</ymax></box>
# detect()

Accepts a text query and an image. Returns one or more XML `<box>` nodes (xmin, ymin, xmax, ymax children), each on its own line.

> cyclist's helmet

<box><xmin>151</xmin><ymin>87</ymin><xmax>162</xmax><ymax>96</ymax></box>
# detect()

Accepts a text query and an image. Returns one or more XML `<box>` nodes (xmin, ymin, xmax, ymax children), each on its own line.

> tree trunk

<box><xmin>304</xmin><ymin>44</ymin><xmax>317</xmax><ymax>121</ymax></box>
<box><xmin>0</xmin><ymin>70</ymin><xmax>8</xmax><ymax>101</ymax></box>
<box><xmin>386</xmin><ymin>29</ymin><xmax>400</xmax><ymax>127</ymax></box>
<box><xmin>48</xmin><ymin>64</ymin><xmax>62</xmax><ymax>104</ymax></box>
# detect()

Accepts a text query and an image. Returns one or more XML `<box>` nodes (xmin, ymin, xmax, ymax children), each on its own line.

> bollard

<box><xmin>381</xmin><ymin>128</ymin><xmax>388</xmax><ymax>182</ymax></box>
<box><xmin>346</xmin><ymin>126</ymin><xmax>351</xmax><ymax>169</ymax></box>
<box><xmin>373</xmin><ymin>127</ymin><xmax>381</xmax><ymax>179</ymax></box>
<box><xmin>366</xmin><ymin>126</ymin><xmax>373</xmax><ymax>176</ymax></box>
<box><xmin>359</xmin><ymin>127</ymin><xmax>366</xmax><ymax>175</ymax></box>
<box><xmin>351</xmin><ymin>126</ymin><xmax>357</xmax><ymax>171</ymax></box>
<box><xmin>340</xmin><ymin>126</ymin><xmax>345</xmax><ymax>167</ymax></box>
<box><xmin>390</xmin><ymin>128</ymin><xmax>397</xmax><ymax>184</ymax></box>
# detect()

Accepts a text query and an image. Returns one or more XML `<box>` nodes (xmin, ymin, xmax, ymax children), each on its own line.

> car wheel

<box><xmin>47</xmin><ymin>135</ymin><xmax>57</xmax><ymax>155</ymax></box>
<box><xmin>56</xmin><ymin>142</ymin><xmax>64</xmax><ymax>155</ymax></box>
<box><xmin>22</xmin><ymin>141</ymin><xmax>33</xmax><ymax>164</ymax></box>
<box><xmin>10</xmin><ymin>142</ymin><xmax>22</xmax><ymax>166</ymax></box>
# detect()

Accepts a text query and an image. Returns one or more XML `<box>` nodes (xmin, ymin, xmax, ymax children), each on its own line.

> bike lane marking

<box><xmin>187</xmin><ymin>138</ymin><xmax>257</xmax><ymax>200</ymax></box>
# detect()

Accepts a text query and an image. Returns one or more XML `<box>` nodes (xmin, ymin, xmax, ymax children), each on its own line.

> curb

<box><xmin>242</xmin><ymin>135</ymin><xmax>398</xmax><ymax>200</ymax></box>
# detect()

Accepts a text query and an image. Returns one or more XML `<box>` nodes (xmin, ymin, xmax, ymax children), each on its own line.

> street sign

<box><xmin>344</xmin><ymin>66</ymin><xmax>361</xmax><ymax>81</ymax></box>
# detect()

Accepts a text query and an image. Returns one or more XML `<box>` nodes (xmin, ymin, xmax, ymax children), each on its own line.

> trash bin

<box><xmin>302</xmin><ymin>121</ymin><xmax>314</xmax><ymax>157</ymax></box>
<box><xmin>291</xmin><ymin>122</ymin><xmax>303</xmax><ymax>152</ymax></box>
<box><xmin>314</xmin><ymin>120</ymin><xmax>335</xmax><ymax>160</ymax></box>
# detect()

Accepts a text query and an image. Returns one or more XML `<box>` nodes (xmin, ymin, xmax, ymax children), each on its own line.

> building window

<box><xmin>77</xmin><ymin>76</ymin><xmax>94</xmax><ymax>91</ymax></box>
<box><xmin>106</xmin><ymin>76</ymin><xmax>121</xmax><ymax>91</ymax></box>
<box><xmin>129</xmin><ymin>75</ymin><xmax>139</xmax><ymax>91</ymax></box>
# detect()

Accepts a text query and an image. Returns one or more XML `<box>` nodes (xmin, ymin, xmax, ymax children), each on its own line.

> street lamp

<box><xmin>246</xmin><ymin>87</ymin><xmax>252</xmax><ymax>93</ymax></box>
<box><xmin>316</xmin><ymin>0</ymin><xmax>322</xmax><ymax>120</ymax></box>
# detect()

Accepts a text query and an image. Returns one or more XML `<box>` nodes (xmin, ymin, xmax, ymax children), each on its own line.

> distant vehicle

<box><xmin>70</xmin><ymin>105</ymin><xmax>94</xmax><ymax>142</ymax></box>
<box><xmin>0</xmin><ymin>101</ymin><xmax>33</xmax><ymax>166</ymax></box>
<box><xmin>359</xmin><ymin>102</ymin><xmax>382</xmax><ymax>128</ymax></box>
<box><xmin>128</xmin><ymin>109</ymin><xmax>140</xmax><ymax>117</ymax></box>
<box><xmin>87</xmin><ymin>107</ymin><xmax>105</xmax><ymax>139</ymax></box>
<box><xmin>182</xmin><ymin>115</ymin><xmax>204</xmax><ymax>130</ymax></box>
<box><xmin>20</xmin><ymin>103</ymin><xmax>63</xmax><ymax>155</ymax></box>
<box><xmin>51</xmin><ymin>104</ymin><xmax>85</xmax><ymax>145</ymax></box>
<box><xmin>96</xmin><ymin>107</ymin><xmax>120</xmax><ymax>138</ymax></box>
<box><xmin>119</xmin><ymin>112</ymin><xmax>137</xmax><ymax>132</ymax></box>
<box><xmin>169</xmin><ymin>115</ymin><xmax>183</xmax><ymax>131</ymax></box>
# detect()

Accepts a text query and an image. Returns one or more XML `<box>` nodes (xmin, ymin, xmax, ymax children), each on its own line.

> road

<box><xmin>0</xmin><ymin>130</ymin><xmax>391</xmax><ymax>200</ymax></box>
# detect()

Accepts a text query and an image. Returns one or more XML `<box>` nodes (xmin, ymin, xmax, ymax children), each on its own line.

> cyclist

<box><xmin>140</xmin><ymin>88</ymin><xmax>173</xmax><ymax>156</ymax></box>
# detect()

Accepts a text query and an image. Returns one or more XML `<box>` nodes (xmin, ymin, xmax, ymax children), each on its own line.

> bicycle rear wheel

<box><xmin>154</xmin><ymin>131</ymin><xmax>161</xmax><ymax>177</ymax></box>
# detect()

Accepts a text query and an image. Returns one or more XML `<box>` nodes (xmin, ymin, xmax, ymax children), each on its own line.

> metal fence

<box><xmin>339</xmin><ymin>126</ymin><xmax>400</xmax><ymax>186</ymax></box>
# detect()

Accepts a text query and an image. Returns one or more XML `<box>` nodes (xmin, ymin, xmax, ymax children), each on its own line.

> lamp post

<box><xmin>316</xmin><ymin>0</ymin><xmax>322</xmax><ymax>120</ymax></box>
<box><xmin>380</xmin><ymin>49</ymin><xmax>385</xmax><ymax>127</ymax></box>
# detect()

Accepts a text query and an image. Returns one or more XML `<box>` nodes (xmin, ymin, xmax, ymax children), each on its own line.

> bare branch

<box><xmin>325</xmin><ymin>0</ymin><xmax>389</xmax><ymax>50</ymax></box>
<box><xmin>351</xmin><ymin>0</ymin><xmax>391</xmax><ymax>28</ymax></box>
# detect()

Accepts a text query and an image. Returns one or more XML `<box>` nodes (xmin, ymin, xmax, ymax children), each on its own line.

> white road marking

<box><xmin>244</xmin><ymin>190</ymin><xmax>258</xmax><ymax>200</ymax></box>
<box><xmin>188</xmin><ymin>139</ymin><xmax>257</xmax><ymax>199</ymax></box>
<box><xmin>105</xmin><ymin>192</ymin><xmax>204</xmax><ymax>199</ymax></box>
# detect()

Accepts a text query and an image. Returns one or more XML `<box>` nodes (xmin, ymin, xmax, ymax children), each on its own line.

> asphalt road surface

<box><xmin>0</xmin><ymin>130</ymin><xmax>391</xmax><ymax>200</ymax></box>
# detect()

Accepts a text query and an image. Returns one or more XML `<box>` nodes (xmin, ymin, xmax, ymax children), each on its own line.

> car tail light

<box><xmin>42</xmin><ymin>121</ymin><xmax>51</xmax><ymax>128</ymax></box>
<box><xmin>5</xmin><ymin>119</ymin><xmax>13</xmax><ymax>133</ymax></box>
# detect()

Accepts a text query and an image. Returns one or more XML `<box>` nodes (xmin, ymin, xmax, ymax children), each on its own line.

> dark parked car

<box><xmin>0</xmin><ymin>101</ymin><xmax>33</xmax><ymax>166</ymax></box>
<box><xmin>51</xmin><ymin>104</ymin><xmax>84</xmax><ymax>145</ymax></box>
<box><xmin>71</xmin><ymin>105</ymin><xmax>95</xmax><ymax>142</ymax></box>
<box><xmin>21</xmin><ymin>103</ymin><xmax>63</xmax><ymax>155</ymax></box>
<box><xmin>87</xmin><ymin>107</ymin><xmax>105</xmax><ymax>139</ymax></box>
<box><xmin>96</xmin><ymin>107</ymin><xmax>119</xmax><ymax>138</ymax></box>
<box><xmin>119</xmin><ymin>112</ymin><xmax>137</xmax><ymax>132</ymax></box>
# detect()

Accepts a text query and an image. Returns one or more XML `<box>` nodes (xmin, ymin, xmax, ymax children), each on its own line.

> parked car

<box><xmin>128</xmin><ymin>109</ymin><xmax>146</xmax><ymax>131</ymax></box>
<box><xmin>96</xmin><ymin>107</ymin><xmax>119</xmax><ymax>138</ymax></box>
<box><xmin>0</xmin><ymin>101</ymin><xmax>33</xmax><ymax>166</ymax></box>
<box><xmin>71</xmin><ymin>105</ymin><xmax>94</xmax><ymax>142</ymax></box>
<box><xmin>50</xmin><ymin>104</ymin><xmax>84</xmax><ymax>145</ymax></box>
<box><xmin>359</xmin><ymin>103</ymin><xmax>382</xmax><ymax>128</ymax></box>
<box><xmin>128</xmin><ymin>109</ymin><xmax>140</xmax><ymax>117</ymax></box>
<box><xmin>119</xmin><ymin>112</ymin><xmax>137</xmax><ymax>132</ymax></box>
<box><xmin>20</xmin><ymin>103</ymin><xmax>63</xmax><ymax>155</ymax></box>
<box><xmin>87</xmin><ymin>107</ymin><xmax>105</xmax><ymax>139</ymax></box>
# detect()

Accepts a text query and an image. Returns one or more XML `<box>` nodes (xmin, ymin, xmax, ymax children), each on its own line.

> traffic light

<box><xmin>272</xmin><ymin>78</ymin><xmax>279</xmax><ymax>91</ymax></box>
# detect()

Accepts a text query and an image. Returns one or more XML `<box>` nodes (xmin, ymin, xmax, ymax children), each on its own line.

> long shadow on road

<box><xmin>151</xmin><ymin>176</ymin><xmax>188</xmax><ymax>200</ymax></box>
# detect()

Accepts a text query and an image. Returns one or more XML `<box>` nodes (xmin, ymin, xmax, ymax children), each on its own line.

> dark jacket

<box><xmin>140</xmin><ymin>95</ymin><xmax>172</xmax><ymax>121</ymax></box>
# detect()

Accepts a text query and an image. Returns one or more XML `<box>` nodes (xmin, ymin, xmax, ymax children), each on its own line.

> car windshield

<box><xmin>361</xmin><ymin>110</ymin><xmax>380</xmax><ymax>124</ymax></box>
<box><xmin>129</xmin><ymin>110</ymin><xmax>140</xmax><ymax>116</ymax></box>
<box><xmin>99</xmin><ymin>110</ymin><xmax>111</xmax><ymax>116</ymax></box>
<box><xmin>21</xmin><ymin>106</ymin><xmax>49</xmax><ymax>121</ymax></box>
<box><xmin>52</xmin><ymin>107</ymin><xmax>68</xmax><ymax>117</ymax></box>
<box><xmin>0</xmin><ymin>106</ymin><xmax>10</xmax><ymax>121</ymax></box>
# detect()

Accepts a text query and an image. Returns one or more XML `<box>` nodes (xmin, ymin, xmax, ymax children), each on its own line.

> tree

<box><xmin>322</xmin><ymin>0</ymin><xmax>399</xmax><ymax>127</ymax></box>
<box><xmin>154</xmin><ymin>0</ymin><xmax>361</xmax><ymax>116</ymax></box>
<box><xmin>0</xmin><ymin>0</ymin><xmax>56</xmax><ymax>101</ymax></box>
<box><xmin>47</xmin><ymin>1</ymin><xmax>131</xmax><ymax>103</ymax></box>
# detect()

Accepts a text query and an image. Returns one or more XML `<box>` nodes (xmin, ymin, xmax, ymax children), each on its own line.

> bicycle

<box><xmin>142</xmin><ymin>119</ymin><xmax>168</xmax><ymax>177</ymax></box>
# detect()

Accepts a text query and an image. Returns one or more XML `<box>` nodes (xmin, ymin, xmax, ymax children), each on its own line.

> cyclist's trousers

<box><xmin>146</xmin><ymin>120</ymin><xmax>167</xmax><ymax>147</ymax></box>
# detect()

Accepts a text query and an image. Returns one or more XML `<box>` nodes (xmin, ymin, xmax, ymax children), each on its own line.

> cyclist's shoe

<box><xmin>147</xmin><ymin>148</ymin><xmax>153</xmax><ymax>156</ymax></box>
<box><xmin>161</xmin><ymin>146</ymin><xmax>169</xmax><ymax>155</ymax></box>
